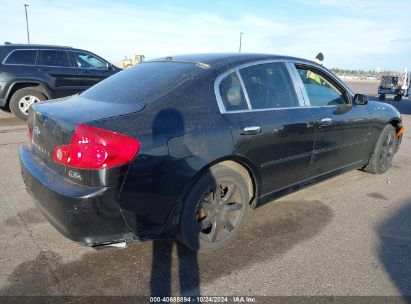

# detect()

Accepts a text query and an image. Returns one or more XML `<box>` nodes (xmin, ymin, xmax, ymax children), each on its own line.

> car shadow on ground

<box><xmin>368</xmin><ymin>96</ymin><xmax>411</xmax><ymax>115</ymax></box>
<box><xmin>379</xmin><ymin>199</ymin><xmax>411</xmax><ymax>301</ymax></box>
<box><xmin>0</xmin><ymin>199</ymin><xmax>332</xmax><ymax>296</ymax></box>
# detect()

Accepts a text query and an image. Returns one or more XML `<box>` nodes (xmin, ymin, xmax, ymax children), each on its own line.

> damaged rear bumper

<box><xmin>19</xmin><ymin>146</ymin><xmax>133</xmax><ymax>246</ymax></box>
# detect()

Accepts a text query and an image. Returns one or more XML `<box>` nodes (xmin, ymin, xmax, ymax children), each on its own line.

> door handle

<box><xmin>318</xmin><ymin>117</ymin><xmax>332</xmax><ymax>127</ymax></box>
<box><xmin>38</xmin><ymin>68</ymin><xmax>50</xmax><ymax>72</ymax></box>
<box><xmin>241</xmin><ymin>126</ymin><xmax>261</xmax><ymax>135</ymax></box>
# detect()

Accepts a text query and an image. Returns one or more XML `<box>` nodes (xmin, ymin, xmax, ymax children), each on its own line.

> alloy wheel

<box><xmin>379</xmin><ymin>131</ymin><xmax>396</xmax><ymax>171</ymax></box>
<box><xmin>18</xmin><ymin>95</ymin><xmax>40</xmax><ymax>115</ymax></box>
<box><xmin>195</xmin><ymin>181</ymin><xmax>244</xmax><ymax>244</ymax></box>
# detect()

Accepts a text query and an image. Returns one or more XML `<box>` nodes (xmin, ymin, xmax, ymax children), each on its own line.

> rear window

<box><xmin>4</xmin><ymin>49</ymin><xmax>37</xmax><ymax>65</ymax></box>
<box><xmin>81</xmin><ymin>62</ymin><xmax>204</xmax><ymax>104</ymax></box>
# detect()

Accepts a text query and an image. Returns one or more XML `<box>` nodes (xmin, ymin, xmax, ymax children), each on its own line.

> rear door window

<box><xmin>219</xmin><ymin>72</ymin><xmax>249</xmax><ymax>111</ymax></box>
<box><xmin>4</xmin><ymin>49</ymin><xmax>37</xmax><ymax>65</ymax></box>
<box><xmin>239</xmin><ymin>63</ymin><xmax>299</xmax><ymax>109</ymax></box>
<box><xmin>37</xmin><ymin>50</ymin><xmax>71</xmax><ymax>67</ymax></box>
<box><xmin>217</xmin><ymin>62</ymin><xmax>299</xmax><ymax>112</ymax></box>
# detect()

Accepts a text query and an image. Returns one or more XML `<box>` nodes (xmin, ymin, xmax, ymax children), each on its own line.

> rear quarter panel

<box><xmin>90</xmin><ymin>72</ymin><xmax>236</xmax><ymax>237</ymax></box>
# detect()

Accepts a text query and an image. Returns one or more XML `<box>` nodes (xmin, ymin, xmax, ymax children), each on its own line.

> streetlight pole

<box><xmin>239</xmin><ymin>32</ymin><xmax>245</xmax><ymax>52</ymax></box>
<box><xmin>24</xmin><ymin>4</ymin><xmax>30</xmax><ymax>44</ymax></box>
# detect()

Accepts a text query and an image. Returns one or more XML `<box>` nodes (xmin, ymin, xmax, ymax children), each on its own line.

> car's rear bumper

<box><xmin>19</xmin><ymin>146</ymin><xmax>132</xmax><ymax>246</ymax></box>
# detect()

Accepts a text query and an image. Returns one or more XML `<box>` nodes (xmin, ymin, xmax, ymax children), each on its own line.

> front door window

<box><xmin>73</xmin><ymin>51</ymin><xmax>107</xmax><ymax>69</ymax></box>
<box><xmin>296</xmin><ymin>68</ymin><xmax>348</xmax><ymax>106</ymax></box>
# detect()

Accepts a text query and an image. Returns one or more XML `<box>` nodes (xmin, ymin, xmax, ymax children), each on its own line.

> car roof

<box><xmin>150</xmin><ymin>53</ymin><xmax>354</xmax><ymax>96</ymax></box>
<box><xmin>0</xmin><ymin>44</ymin><xmax>100</xmax><ymax>60</ymax></box>
<box><xmin>1</xmin><ymin>43</ymin><xmax>72</xmax><ymax>49</ymax></box>
<box><xmin>151</xmin><ymin>53</ymin><xmax>316</xmax><ymax>70</ymax></box>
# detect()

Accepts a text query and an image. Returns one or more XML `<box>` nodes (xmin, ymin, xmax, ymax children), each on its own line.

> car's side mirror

<box><xmin>354</xmin><ymin>94</ymin><xmax>368</xmax><ymax>105</ymax></box>
<box><xmin>105</xmin><ymin>62</ymin><xmax>112</xmax><ymax>70</ymax></box>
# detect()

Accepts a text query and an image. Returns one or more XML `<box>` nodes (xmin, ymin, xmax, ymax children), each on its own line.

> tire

<box><xmin>379</xmin><ymin>94</ymin><xmax>385</xmax><ymax>100</ymax></box>
<box><xmin>364</xmin><ymin>125</ymin><xmax>398</xmax><ymax>174</ymax></box>
<box><xmin>393</xmin><ymin>95</ymin><xmax>402</xmax><ymax>101</ymax></box>
<box><xmin>179</xmin><ymin>164</ymin><xmax>249</xmax><ymax>252</ymax></box>
<box><xmin>9</xmin><ymin>88</ymin><xmax>47</xmax><ymax>121</ymax></box>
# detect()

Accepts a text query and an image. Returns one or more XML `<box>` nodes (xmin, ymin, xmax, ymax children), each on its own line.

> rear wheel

<box><xmin>364</xmin><ymin>125</ymin><xmax>398</xmax><ymax>174</ymax></box>
<box><xmin>9</xmin><ymin>88</ymin><xmax>47</xmax><ymax>121</ymax></box>
<box><xmin>379</xmin><ymin>94</ymin><xmax>385</xmax><ymax>100</ymax></box>
<box><xmin>394</xmin><ymin>95</ymin><xmax>402</xmax><ymax>101</ymax></box>
<box><xmin>179</xmin><ymin>164</ymin><xmax>249</xmax><ymax>251</ymax></box>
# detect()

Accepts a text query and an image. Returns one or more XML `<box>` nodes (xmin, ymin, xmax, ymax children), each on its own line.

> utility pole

<box><xmin>24</xmin><ymin>4</ymin><xmax>30</xmax><ymax>44</ymax></box>
<box><xmin>239</xmin><ymin>32</ymin><xmax>245</xmax><ymax>52</ymax></box>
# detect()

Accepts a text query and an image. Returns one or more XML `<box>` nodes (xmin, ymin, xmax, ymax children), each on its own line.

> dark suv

<box><xmin>0</xmin><ymin>43</ymin><xmax>120</xmax><ymax>120</ymax></box>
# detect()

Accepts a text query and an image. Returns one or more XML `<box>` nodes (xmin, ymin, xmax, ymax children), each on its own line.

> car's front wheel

<box><xmin>364</xmin><ymin>124</ymin><xmax>398</xmax><ymax>174</ymax></box>
<box><xmin>179</xmin><ymin>164</ymin><xmax>249</xmax><ymax>251</ymax></box>
<box><xmin>9</xmin><ymin>88</ymin><xmax>47</xmax><ymax>121</ymax></box>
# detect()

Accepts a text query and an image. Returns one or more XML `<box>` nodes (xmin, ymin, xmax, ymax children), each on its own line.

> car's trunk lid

<box><xmin>28</xmin><ymin>95</ymin><xmax>145</xmax><ymax>186</ymax></box>
<box><xmin>32</xmin><ymin>95</ymin><xmax>145</xmax><ymax>124</ymax></box>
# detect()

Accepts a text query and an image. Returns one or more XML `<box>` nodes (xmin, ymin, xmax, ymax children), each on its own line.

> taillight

<box><xmin>27</xmin><ymin>125</ymin><xmax>33</xmax><ymax>140</ymax></box>
<box><xmin>52</xmin><ymin>124</ymin><xmax>140</xmax><ymax>169</ymax></box>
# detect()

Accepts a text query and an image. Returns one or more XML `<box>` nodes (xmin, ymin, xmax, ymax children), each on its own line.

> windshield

<box><xmin>81</xmin><ymin>61</ymin><xmax>204</xmax><ymax>104</ymax></box>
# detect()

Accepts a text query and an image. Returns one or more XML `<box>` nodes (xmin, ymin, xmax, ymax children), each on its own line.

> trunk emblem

<box><xmin>68</xmin><ymin>170</ymin><xmax>82</xmax><ymax>181</ymax></box>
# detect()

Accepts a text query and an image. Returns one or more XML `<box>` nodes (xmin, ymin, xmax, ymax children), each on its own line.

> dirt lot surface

<box><xmin>344</xmin><ymin>79</ymin><xmax>380</xmax><ymax>95</ymax></box>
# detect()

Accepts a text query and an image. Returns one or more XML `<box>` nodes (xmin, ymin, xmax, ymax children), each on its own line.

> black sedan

<box><xmin>20</xmin><ymin>53</ymin><xmax>403</xmax><ymax>251</ymax></box>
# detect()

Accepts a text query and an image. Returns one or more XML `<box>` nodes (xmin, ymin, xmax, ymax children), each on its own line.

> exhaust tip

<box><xmin>94</xmin><ymin>241</ymin><xmax>127</xmax><ymax>250</ymax></box>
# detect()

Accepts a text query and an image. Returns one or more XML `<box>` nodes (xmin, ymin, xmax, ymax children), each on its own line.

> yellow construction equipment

<box><xmin>118</xmin><ymin>54</ymin><xmax>145</xmax><ymax>69</ymax></box>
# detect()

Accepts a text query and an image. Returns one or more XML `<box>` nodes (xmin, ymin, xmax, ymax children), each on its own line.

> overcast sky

<box><xmin>1</xmin><ymin>0</ymin><xmax>410</xmax><ymax>71</ymax></box>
